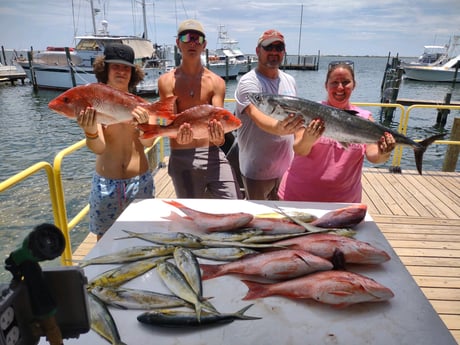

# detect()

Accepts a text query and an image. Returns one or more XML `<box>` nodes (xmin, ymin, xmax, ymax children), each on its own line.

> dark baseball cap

<box><xmin>104</xmin><ymin>43</ymin><xmax>135</xmax><ymax>67</ymax></box>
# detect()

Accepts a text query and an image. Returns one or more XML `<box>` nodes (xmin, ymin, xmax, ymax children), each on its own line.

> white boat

<box><xmin>403</xmin><ymin>54</ymin><xmax>460</xmax><ymax>82</ymax></box>
<box><xmin>402</xmin><ymin>35</ymin><xmax>460</xmax><ymax>68</ymax></box>
<box><xmin>403</xmin><ymin>45</ymin><xmax>449</xmax><ymax>67</ymax></box>
<box><xmin>213</xmin><ymin>25</ymin><xmax>257</xmax><ymax>74</ymax></box>
<box><xmin>17</xmin><ymin>1</ymin><xmax>164</xmax><ymax>95</ymax></box>
<box><xmin>201</xmin><ymin>53</ymin><xmax>242</xmax><ymax>79</ymax></box>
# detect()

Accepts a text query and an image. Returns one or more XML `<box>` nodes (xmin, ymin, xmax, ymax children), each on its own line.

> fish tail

<box><xmin>147</xmin><ymin>95</ymin><xmax>177</xmax><ymax>120</ymax></box>
<box><xmin>241</xmin><ymin>280</ymin><xmax>270</xmax><ymax>300</ymax></box>
<box><xmin>413</xmin><ymin>133</ymin><xmax>446</xmax><ymax>175</ymax></box>
<box><xmin>233</xmin><ymin>304</ymin><xmax>262</xmax><ymax>320</ymax></box>
<box><xmin>137</xmin><ymin>124</ymin><xmax>160</xmax><ymax>139</ymax></box>
<box><xmin>199</xmin><ymin>263</ymin><xmax>223</xmax><ymax>280</ymax></box>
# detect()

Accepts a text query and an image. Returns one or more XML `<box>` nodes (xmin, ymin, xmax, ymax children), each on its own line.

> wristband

<box><xmin>85</xmin><ymin>131</ymin><xmax>99</xmax><ymax>139</ymax></box>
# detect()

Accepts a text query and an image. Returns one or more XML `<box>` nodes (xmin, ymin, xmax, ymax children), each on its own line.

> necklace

<box><xmin>183</xmin><ymin>67</ymin><xmax>204</xmax><ymax>98</ymax></box>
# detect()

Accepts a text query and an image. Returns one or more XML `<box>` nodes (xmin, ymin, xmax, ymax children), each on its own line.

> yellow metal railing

<box><xmin>0</xmin><ymin>161</ymin><xmax>63</xmax><ymax>261</ymax></box>
<box><xmin>53</xmin><ymin>139</ymin><xmax>87</xmax><ymax>264</ymax></box>
<box><xmin>391</xmin><ymin>104</ymin><xmax>460</xmax><ymax>166</ymax></box>
<box><xmin>1</xmin><ymin>137</ymin><xmax>166</xmax><ymax>265</ymax></box>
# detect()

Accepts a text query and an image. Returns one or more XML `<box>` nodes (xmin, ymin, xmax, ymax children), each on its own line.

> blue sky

<box><xmin>0</xmin><ymin>0</ymin><xmax>458</xmax><ymax>57</ymax></box>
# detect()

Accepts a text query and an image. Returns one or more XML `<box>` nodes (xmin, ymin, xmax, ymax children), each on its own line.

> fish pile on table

<box><xmin>82</xmin><ymin>200</ymin><xmax>394</xmax><ymax>344</ymax></box>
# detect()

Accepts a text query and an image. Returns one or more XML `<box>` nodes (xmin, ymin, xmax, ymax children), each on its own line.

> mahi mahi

<box><xmin>88</xmin><ymin>292</ymin><xmax>127</xmax><ymax>345</ymax></box>
<box><xmin>248</xmin><ymin>93</ymin><xmax>445</xmax><ymax>174</ymax></box>
<box><xmin>157</xmin><ymin>260</ymin><xmax>218</xmax><ymax>322</ymax></box>
<box><xmin>137</xmin><ymin>304</ymin><xmax>261</xmax><ymax>327</ymax></box>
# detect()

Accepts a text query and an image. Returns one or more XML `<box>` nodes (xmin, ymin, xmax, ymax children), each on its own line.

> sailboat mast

<box><xmin>90</xmin><ymin>0</ymin><xmax>97</xmax><ymax>35</ymax></box>
<box><xmin>142</xmin><ymin>0</ymin><xmax>148</xmax><ymax>39</ymax></box>
<box><xmin>297</xmin><ymin>3</ymin><xmax>303</xmax><ymax>60</ymax></box>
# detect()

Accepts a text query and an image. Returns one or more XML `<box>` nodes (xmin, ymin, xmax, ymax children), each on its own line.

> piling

<box><xmin>65</xmin><ymin>47</ymin><xmax>77</xmax><ymax>87</ymax></box>
<box><xmin>380</xmin><ymin>52</ymin><xmax>403</xmax><ymax>124</ymax></box>
<box><xmin>442</xmin><ymin>117</ymin><xmax>460</xmax><ymax>171</ymax></box>
<box><xmin>27</xmin><ymin>49</ymin><xmax>38</xmax><ymax>92</ymax></box>
<box><xmin>434</xmin><ymin>61</ymin><xmax>460</xmax><ymax>129</ymax></box>
<box><xmin>1</xmin><ymin>46</ymin><xmax>7</xmax><ymax>65</ymax></box>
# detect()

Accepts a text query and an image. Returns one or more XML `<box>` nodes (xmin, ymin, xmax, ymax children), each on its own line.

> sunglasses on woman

<box><xmin>328</xmin><ymin>60</ymin><xmax>354</xmax><ymax>70</ymax></box>
<box><xmin>262</xmin><ymin>43</ymin><xmax>285</xmax><ymax>52</ymax></box>
<box><xmin>179</xmin><ymin>32</ymin><xmax>205</xmax><ymax>45</ymax></box>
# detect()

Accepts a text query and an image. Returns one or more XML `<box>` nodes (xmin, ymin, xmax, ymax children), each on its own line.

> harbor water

<box><xmin>0</xmin><ymin>56</ymin><xmax>459</xmax><ymax>282</ymax></box>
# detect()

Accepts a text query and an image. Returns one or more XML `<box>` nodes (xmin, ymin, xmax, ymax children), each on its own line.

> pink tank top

<box><xmin>278</xmin><ymin>105</ymin><xmax>370</xmax><ymax>203</ymax></box>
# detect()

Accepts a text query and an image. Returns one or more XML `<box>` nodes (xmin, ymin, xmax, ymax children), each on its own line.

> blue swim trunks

<box><xmin>89</xmin><ymin>171</ymin><xmax>154</xmax><ymax>236</ymax></box>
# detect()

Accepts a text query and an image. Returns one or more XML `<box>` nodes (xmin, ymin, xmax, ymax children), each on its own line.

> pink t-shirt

<box><xmin>278</xmin><ymin>105</ymin><xmax>370</xmax><ymax>203</ymax></box>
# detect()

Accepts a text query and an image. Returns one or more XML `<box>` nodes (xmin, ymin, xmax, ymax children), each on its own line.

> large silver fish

<box><xmin>248</xmin><ymin>93</ymin><xmax>445</xmax><ymax>174</ymax></box>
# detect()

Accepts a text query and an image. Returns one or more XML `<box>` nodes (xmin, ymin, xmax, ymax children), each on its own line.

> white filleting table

<box><xmin>42</xmin><ymin>199</ymin><xmax>457</xmax><ymax>345</ymax></box>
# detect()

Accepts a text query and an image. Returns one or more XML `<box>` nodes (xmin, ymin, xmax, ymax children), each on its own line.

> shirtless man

<box><xmin>158</xmin><ymin>19</ymin><xmax>241</xmax><ymax>199</ymax></box>
<box><xmin>77</xmin><ymin>43</ymin><xmax>155</xmax><ymax>239</ymax></box>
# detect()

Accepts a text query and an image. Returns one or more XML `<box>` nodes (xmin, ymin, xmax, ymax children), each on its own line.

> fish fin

<box><xmin>164</xmin><ymin>211</ymin><xmax>199</xmax><ymax>232</ymax></box>
<box><xmin>241</xmin><ymin>280</ymin><xmax>270</xmax><ymax>300</ymax></box>
<box><xmin>201</xmin><ymin>299</ymin><xmax>219</xmax><ymax>314</ymax></box>
<box><xmin>344</xmin><ymin>110</ymin><xmax>360</xmax><ymax>116</ymax></box>
<box><xmin>232</xmin><ymin>304</ymin><xmax>262</xmax><ymax>320</ymax></box>
<box><xmin>413</xmin><ymin>133</ymin><xmax>446</xmax><ymax>175</ymax></box>
<box><xmin>163</xmin><ymin>200</ymin><xmax>185</xmax><ymax>209</ymax></box>
<box><xmin>199</xmin><ymin>263</ymin><xmax>223</xmax><ymax>280</ymax></box>
<box><xmin>329</xmin><ymin>290</ymin><xmax>353</xmax><ymax>297</ymax></box>
<box><xmin>162</xmin><ymin>211</ymin><xmax>191</xmax><ymax>222</ymax></box>
<box><xmin>146</xmin><ymin>96</ymin><xmax>178</xmax><ymax>121</ymax></box>
<box><xmin>331</xmin><ymin>248</ymin><xmax>346</xmax><ymax>270</ymax></box>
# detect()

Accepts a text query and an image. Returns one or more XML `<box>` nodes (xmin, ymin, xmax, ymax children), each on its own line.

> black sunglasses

<box><xmin>262</xmin><ymin>43</ymin><xmax>285</xmax><ymax>52</ymax></box>
<box><xmin>328</xmin><ymin>60</ymin><xmax>354</xmax><ymax>70</ymax></box>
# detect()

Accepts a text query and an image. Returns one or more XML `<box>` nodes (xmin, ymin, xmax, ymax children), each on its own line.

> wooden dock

<box><xmin>0</xmin><ymin>65</ymin><xmax>26</xmax><ymax>85</ymax></box>
<box><xmin>73</xmin><ymin>165</ymin><xmax>460</xmax><ymax>342</ymax></box>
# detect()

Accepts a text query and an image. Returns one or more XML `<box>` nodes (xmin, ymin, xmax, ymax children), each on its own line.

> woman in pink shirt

<box><xmin>278</xmin><ymin>61</ymin><xmax>396</xmax><ymax>203</ymax></box>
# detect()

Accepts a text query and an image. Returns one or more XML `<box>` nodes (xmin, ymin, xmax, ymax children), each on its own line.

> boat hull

<box><xmin>19</xmin><ymin>63</ymin><xmax>96</xmax><ymax>89</ymax></box>
<box><xmin>206</xmin><ymin>62</ymin><xmax>241</xmax><ymax>79</ymax></box>
<box><xmin>404</xmin><ymin>66</ymin><xmax>460</xmax><ymax>82</ymax></box>
<box><xmin>19</xmin><ymin>59</ymin><xmax>161</xmax><ymax>95</ymax></box>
